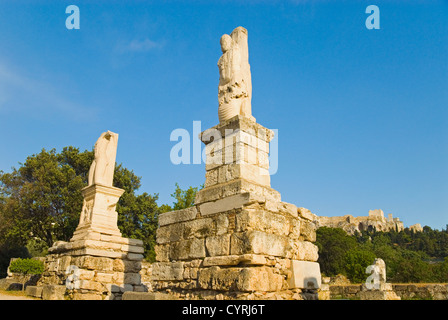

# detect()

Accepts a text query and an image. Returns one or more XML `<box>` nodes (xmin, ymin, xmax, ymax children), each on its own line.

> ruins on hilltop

<box><xmin>315</xmin><ymin>209</ymin><xmax>425</xmax><ymax>235</ymax></box>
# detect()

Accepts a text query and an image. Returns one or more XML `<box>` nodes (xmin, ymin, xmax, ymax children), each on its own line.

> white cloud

<box><xmin>115</xmin><ymin>38</ymin><xmax>163</xmax><ymax>53</ymax></box>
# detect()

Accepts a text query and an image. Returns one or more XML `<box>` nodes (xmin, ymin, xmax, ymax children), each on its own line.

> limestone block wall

<box><xmin>151</xmin><ymin>116</ymin><xmax>320</xmax><ymax>300</ymax></box>
<box><xmin>152</xmin><ymin>201</ymin><xmax>319</xmax><ymax>299</ymax></box>
<box><xmin>38</xmin><ymin>236</ymin><xmax>145</xmax><ymax>300</ymax></box>
<box><xmin>392</xmin><ymin>283</ymin><xmax>448</xmax><ymax>300</ymax></box>
<box><xmin>329</xmin><ymin>284</ymin><xmax>448</xmax><ymax>300</ymax></box>
<box><xmin>140</xmin><ymin>261</ymin><xmax>153</xmax><ymax>291</ymax></box>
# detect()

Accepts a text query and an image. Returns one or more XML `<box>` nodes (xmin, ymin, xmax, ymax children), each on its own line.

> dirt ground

<box><xmin>0</xmin><ymin>291</ymin><xmax>36</xmax><ymax>300</ymax></box>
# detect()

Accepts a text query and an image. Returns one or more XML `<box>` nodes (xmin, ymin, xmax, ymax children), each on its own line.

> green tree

<box><xmin>0</xmin><ymin>146</ymin><xmax>163</xmax><ymax>267</ymax></box>
<box><xmin>315</xmin><ymin>227</ymin><xmax>357</xmax><ymax>276</ymax></box>
<box><xmin>436</xmin><ymin>257</ymin><xmax>448</xmax><ymax>282</ymax></box>
<box><xmin>0</xmin><ymin>147</ymin><xmax>88</xmax><ymax>247</ymax></box>
<box><xmin>114</xmin><ymin>164</ymin><xmax>161</xmax><ymax>262</ymax></box>
<box><xmin>169</xmin><ymin>183</ymin><xmax>200</xmax><ymax>211</ymax></box>
<box><xmin>343</xmin><ymin>248</ymin><xmax>376</xmax><ymax>283</ymax></box>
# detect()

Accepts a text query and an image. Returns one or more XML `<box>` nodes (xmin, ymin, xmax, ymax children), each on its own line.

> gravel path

<box><xmin>0</xmin><ymin>292</ymin><xmax>35</xmax><ymax>300</ymax></box>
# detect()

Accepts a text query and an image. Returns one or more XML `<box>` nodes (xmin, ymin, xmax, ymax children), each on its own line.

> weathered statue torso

<box><xmin>88</xmin><ymin>131</ymin><xmax>118</xmax><ymax>187</ymax></box>
<box><xmin>218</xmin><ymin>27</ymin><xmax>253</xmax><ymax>123</ymax></box>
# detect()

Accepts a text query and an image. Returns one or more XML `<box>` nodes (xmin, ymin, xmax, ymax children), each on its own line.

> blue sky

<box><xmin>0</xmin><ymin>1</ymin><xmax>447</xmax><ymax>230</ymax></box>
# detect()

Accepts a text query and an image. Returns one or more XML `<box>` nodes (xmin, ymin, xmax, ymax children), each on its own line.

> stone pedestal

<box><xmin>358</xmin><ymin>283</ymin><xmax>401</xmax><ymax>300</ymax></box>
<box><xmin>71</xmin><ymin>184</ymin><xmax>124</xmax><ymax>240</ymax></box>
<box><xmin>37</xmin><ymin>184</ymin><xmax>145</xmax><ymax>300</ymax></box>
<box><xmin>152</xmin><ymin>115</ymin><xmax>321</xmax><ymax>300</ymax></box>
<box><xmin>358</xmin><ymin>258</ymin><xmax>401</xmax><ymax>300</ymax></box>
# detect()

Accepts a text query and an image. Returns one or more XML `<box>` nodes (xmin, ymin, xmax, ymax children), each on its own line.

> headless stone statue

<box><xmin>218</xmin><ymin>27</ymin><xmax>253</xmax><ymax>123</ymax></box>
<box><xmin>88</xmin><ymin>131</ymin><xmax>118</xmax><ymax>187</ymax></box>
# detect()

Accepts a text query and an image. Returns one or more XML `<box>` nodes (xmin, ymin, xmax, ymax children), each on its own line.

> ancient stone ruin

<box><xmin>150</xmin><ymin>27</ymin><xmax>321</xmax><ymax>300</ymax></box>
<box><xmin>317</xmin><ymin>209</ymin><xmax>405</xmax><ymax>235</ymax></box>
<box><xmin>409</xmin><ymin>223</ymin><xmax>423</xmax><ymax>233</ymax></box>
<box><xmin>359</xmin><ymin>258</ymin><xmax>400</xmax><ymax>300</ymax></box>
<box><xmin>35</xmin><ymin>131</ymin><xmax>146</xmax><ymax>300</ymax></box>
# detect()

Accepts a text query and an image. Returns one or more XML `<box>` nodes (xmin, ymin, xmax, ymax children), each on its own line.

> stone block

<box><xmin>197</xmin><ymin>266</ymin><xmax>240</xmax><ymax>291</ymax></box>
<box><xmin>124</xmin><ymin>273</ymin><xmax>141</xmax><ymax>285</ymax></box>
<box><xmin>156</xmin><ymin>223</ymin><xmax>184</xmax><ymax>244</ymax></box>
<box><xmin>182</xmin><ymin>217</ymin><xmax>216</xmax><ymax>239</ymax></box>
<box><xmin>122</xmin><ymin>291</ymin><xmax>178</xmax><ymax>300</ymax></box>
<box><xmin>205</xmin><ymin>234</ymin><xmax>231</xmax><ymax>256</ymax></box>
<box><xmin>42</xmin><ymin>284</ymin><xmax>66</xmax><ymax>300</ymax></box>
<box><xmin>121</xmin><ymin>244</ymin><xmax>145</xmax><ymax>254</ymax></box>
<box><xmin>158</xmin><ymin>207</ymin><xmax>198</xmax><ymax>227</ymax></box>
<box><xmin>238</xmin><ymin>267</ymin><xmax>283</xmax><ymax>292</ymax></box>
<box><xmin>199</xmin><ymin>192</ymin><xmax>263</xmax><ymax>216</ymax></box>
<box><xmin>73</xmin><ymin>256</ymin><xmax>114</xmax><ymax>272</ymax></box>
<box><xmin>94</xmin><ymin>272</ymin><xmax>114</xmax><ymax>283</ymax></box>
<box><xmin>195</xmin><ymin>179</ymin><xmax>279</xmax><ymax>205</ymax></box>
<box><xmin>289</xmin><ymin>218</ymin><xmax>301</xmax><ymax>240</ymax></box>
<box><xmin>25</xmin><ymin>286</ymin><xmax>43</xmax><ymax>298</ymax></box>
<box><xmin>79</xmin><ymin>269</ymin><xmax>96</xmax><ymax>280</ymax></box>
<box><xmin>113</xmin><ymin>259</ymin><xmax>125</xmax><ymax>272</ymax></box>
<box><xmin>70</xmin><ymin>247</ymin><xmax>126</xmax><ymax>259</ymax></box>
<box><xmin>359</xmin><ymin>290</ymin><xmax>401</xmax><ymax>300</ymax></box>
<box><xmin>221</xmin><ymin>163</ymin><xmax>270</xmax><ymax>186</ymax></box>
<box><xmin>203</xmin><ymin>254</ymin><xmax>268</xmax><ymax>267</ymax></box>
<box><xmin>200</xmin><ymin>116</ymin><xmax>274</xmax><ymax>145</ymax></box>
<box><xmin>290</xmin><ymin>240</ymin><xmax>319</xmax><ymax>262</ymax></box>
<box><xmin>216</xmin><ymin>213</ymin><xmax>229</xmax><ymax>235</ymax></box>
<box><xmin>297</xmin><ymin>207</ymin><xmax>315</xmax><ymax>221</ymax></box>
<box><xmin>198</xmin><ymin>266</ymin><xmax>282</xmax><ymax>292</ymax></box>
<box><xmin>79</xmin><ymin>279</ymin><xmax>104</xmax><ymax>292</ymax></box>
<box><xmin>278</xmin><ymin>202</ymin><xmax>298</xmax><ymax>218</ymax></box>
<box><xmin>112</xmin><ymin>272</ymin><xmax>124</xmax><ymax>285</ymax></box>
<box><xmin>287</xmin><ymin>260</ymin><xmax>322</xmax><ymax>290</ymax></box>
<box><xmin>205</xmin><ymin>169</ymin><xmax>219</xmax><ymax>187</ymax></box>
<box><xmin>257</xmin><ymin>150</ymin><xmax>269</xmax><ymax>170</ymax></box>
<box><xmin>203</xmin><ymin>255</ymin><xmax>242</xmax><ymax>266</ymax></box>
<box><xmin>123</xmin><ymin>260</ymin><xmax>142</xmax><ymax>273</ymax></box>
<box><xmin>170</xmin><ymin>238</ymin><xmax>206</xmax><ymax>260</ymax></box>
<box><xmin>213</xmin><ymin>142</ymin><xmax>259</xmax><ymax>166</ymax></box>
<box><xmin>299</xmin><ymin>219</ymin><xmax>317</xmax><ymax>242</ymax></box>
<box><xmin>127</xmin><ymin>253</ymin><xmax>144</xmax><ymax>261</ymax></box>
<box><xmin>235</xmin><ymin>208</ymin><xmax>290</xmax><ymax>236</ymax></box>
<box><xmin>154</xmin><ymin>244</ymin><xmax>170</xmax><ymax>262</ymax></box>
<box><xmin>71</xmin><ymin>239</ymin><xmax>122</xmax><ymax>251</ymax></box>
<box><xmin>204</xmin><ymin>129</ymin><xmax>269</xmax><ymax>155</ymax></box>
<box><xmin>151</xmin><ymin>262</ymin><xmax>184</xmax><ymax>281</ymax></box>
<box><xmin>72</xmin><ymin>292</ymin><xmax>103</xmax><ymax>300</ymax></box>
<box><xmin>230</xmin><ymin>230</ymin><xmax>290</xmax><ymax>257</ymax></box>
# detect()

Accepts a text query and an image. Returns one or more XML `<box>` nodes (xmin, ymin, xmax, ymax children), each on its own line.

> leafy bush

<box><xmin>9</xmin><ymin>258</ymin><xmax>44</xmax><ymax>275</ymax></box>
<box><xmin>8</xmin><ymin>258</ymin><xmax>44</xmax><ymax>291</ymax></box>
<box><xmin>343</xmin><ymin>249</ymin><xmax>376</xmax><ymax>283</ymax></box>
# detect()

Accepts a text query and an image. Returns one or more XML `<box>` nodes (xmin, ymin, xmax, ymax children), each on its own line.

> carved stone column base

<box><xmin>71</xmin><ymin>184</ymin><xmax>124</xmax><ymax>241</ymax></box>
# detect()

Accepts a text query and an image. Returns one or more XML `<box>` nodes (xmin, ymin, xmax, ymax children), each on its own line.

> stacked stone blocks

<box><xmin>152</xmin><ymin>116</ymin><xmax>321</xmax><ymax>299</ymax></box>
<box><xmin>37</xmin><ymin>182</ymin><xmax>145</xmax><ymax>300</ymax></box>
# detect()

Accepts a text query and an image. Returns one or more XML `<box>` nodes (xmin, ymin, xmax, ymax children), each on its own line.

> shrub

<box><xmin>8</xmin><ymin>258</ymin><xmax>44</xmax><ymax>290</ymax></box>
<box><xmin>9</xmin><ymin>258</ymin><xmax>44</xmax><ymax>275</ymax></box>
